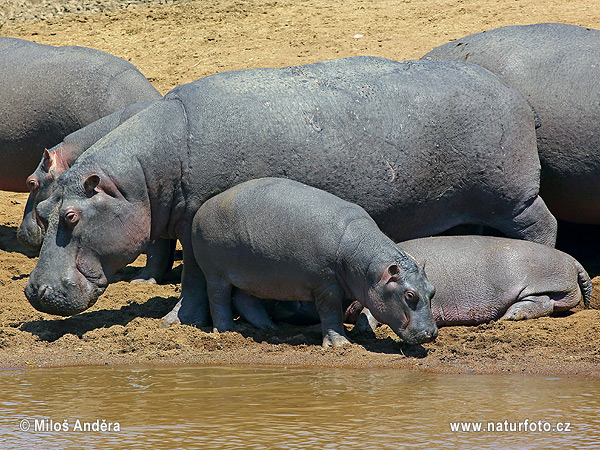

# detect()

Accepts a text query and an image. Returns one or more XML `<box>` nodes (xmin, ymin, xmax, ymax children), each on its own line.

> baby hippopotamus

<box><xmin>348</xmin><ymin>235</ymin><xmax>591</xmax><ymax>330</ymax></box>
<box><xmin>192</xmin><ymin>177</ymin><xmax>438</xmax><ymax>347</ymax></box>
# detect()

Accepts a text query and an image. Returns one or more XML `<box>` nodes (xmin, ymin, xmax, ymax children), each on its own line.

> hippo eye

<box><xmin>63</xmin><ymin>209</ymin><xmax>79</xmax><ymax>227</ymax></box>
<box><xmin>404</xmin><ymin>290</ymin><xmax>417</xmax><ymax>304</ymax></box>
<box><xmin>27</xmin><ymin>177</ymin><xmax>39</xmax><ymax>192</ymax></box>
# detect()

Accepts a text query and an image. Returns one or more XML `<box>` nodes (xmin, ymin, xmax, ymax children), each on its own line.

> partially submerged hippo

<box><xmin>16</xmin><ymin>100</ymin><xmax>175</xmax><ymax>283</ymax></box>
<box><xmin>192</xmin><ymin>178</ymin><xmax>437</xmax><ymax>346</ymax></box>
<box><xmin>24</xmin><ymin>56</ymin><xmax>556</xmax><ymax>324</ymax></box>
<box><xmin>348</xmin><ymin>236</ymin><xmax>591</xmax><ymax>329</ymax></box>
<box><xmin>0</xmin><ymin>37</ymin><xmax>161</xmax><ymax>192</ymax></box>
<box><xmin>422</xmin><ymin>23</ymin><xmax>600</xmax><ymax>224</ymax></box>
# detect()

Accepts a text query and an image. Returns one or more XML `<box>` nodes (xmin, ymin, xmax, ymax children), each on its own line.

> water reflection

<box><xmin>0</xmin><ymin>365</ymin><xmax>598</xmax><ymax>449</ymax></box>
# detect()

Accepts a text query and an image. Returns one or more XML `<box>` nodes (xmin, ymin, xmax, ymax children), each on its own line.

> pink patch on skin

<box><xmin>44</xmin><ymin>145</ymin><xmax>70</xmax><ymax>174</ymax></box>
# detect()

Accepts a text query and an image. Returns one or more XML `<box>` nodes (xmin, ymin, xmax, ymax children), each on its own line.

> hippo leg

<box><xmin>161</xmin><ymin>250</ymin><xmax>211</xmax><ymax>327</ymax></box>
<box><xmin>491</xmin><ymin>196</ymin><xmax>557</xmax><ymax>247</ymax></box>
<box><xmin>131</xmin><ymin>238</ymin><xmax>176</xmax><ymax>284</ymax></box>
<box><xmin>232</xmin><ymin>290</ymin><xmax>278</xmax><ymax>331</ymax></box>
<box><xmin>314</xmin><ymin>285</ymin><xmax>350</xmax><ymax>348</ymax></box>
<box><xmin>206</xmin><ymin>276</ymin><xmax>235</xmax><ymax>333</ymax></box>
<box><xmin>355</xmin><ymin>307</ymin><xmax>381</xmax><ymax>333</ymax></box>
<box><xmin>499</xmin><ymin>295</ymin><xmax>555</xmax><ymax>321</ymax></box>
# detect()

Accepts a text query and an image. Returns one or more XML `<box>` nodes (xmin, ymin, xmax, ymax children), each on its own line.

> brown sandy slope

<box><xmin>0</xmin><ymin>0</ymin><xmax>599</xmax><ymax>376</ymax></box>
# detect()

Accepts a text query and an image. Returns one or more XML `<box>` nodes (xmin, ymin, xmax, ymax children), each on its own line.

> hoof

<box><xmin>322</xmin><ymin>332</ymin><xmax>351</xmax><ymax>348</ymax></box>
<box><xmin>130</xmin><ymin>276</ymin><xmax>158</xmax><ymax>285</ymax></box>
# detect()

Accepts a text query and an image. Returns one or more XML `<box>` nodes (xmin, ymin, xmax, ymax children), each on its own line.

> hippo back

<box><xmin>0</xmin><ymin>37</ymin><xmax>161</xmax><ymax>192</ymax></box>
<box><xmin>422</xmin><ymin>23</ymin><xmax>600</xmax><ymax>223</ymax></box>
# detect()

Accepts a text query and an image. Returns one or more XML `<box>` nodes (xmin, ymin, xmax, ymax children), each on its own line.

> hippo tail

<box><xmin>575</xmin><ymin>260</ymin><xmax>592</xmax><ymax>308</ymax></box>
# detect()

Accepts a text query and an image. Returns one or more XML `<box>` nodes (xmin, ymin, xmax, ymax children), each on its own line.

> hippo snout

<box><xmin>400</xmin><ymin>323</ymin><xmax>438</xmax><ymax>345</ymax></box>
<box><xmin>24</xmin><ymin>279</ymin><xmax>98</xmax><ymax>316</ymax></box>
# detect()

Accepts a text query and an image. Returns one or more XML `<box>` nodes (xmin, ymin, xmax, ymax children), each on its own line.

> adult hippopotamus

<box><xmin>24</xmin><ymin>56</ymin><xmax>557</xmax><ymax>325</ymax></box>
<box><xmin>193</xmin><ymin>178</ymin><xmax>437</xmax><ymax>346</ymax></box>
<box><xmin>0</xmin><ymin>37</ymin><xmax>161</xmax><ymax>192</ymax></box>
<box><xmin>347</xmin><ymin>235</ymin><xmax>591</xmax><ymax>329</ymax></box>
<box><xmin>422</xmin><ymin>23</ymin><xmax>600</xmax><ymax>224</ymax></box>
<box><xmin>16</xmin><ymin>100</ymin><xmax>175</xmax><ymax>283</ymax></box>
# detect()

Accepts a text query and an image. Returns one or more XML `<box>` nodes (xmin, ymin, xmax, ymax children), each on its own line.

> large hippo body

<box><xmin>0</xmin><ymin>37</ymin><xmax>161</xmax><ymax>192</ymax></box>
<box><xmin>422</xmin><ymin>23</ymin><xmax>600</xmax><ymax>224</ymax></box>
<box><xmin>193</xmin><ymin>177</ymin><xmax>437</xmax><ymax>346</ymax></box>
<box><xmin>24</xmin><ymin>56</ymin><xmax>557</xmax><ymax>325</ymax></box>
<box><xmin>399</xmin><ymin>236</ymin><xmax>591</xmax><ymax>326</ymax></box>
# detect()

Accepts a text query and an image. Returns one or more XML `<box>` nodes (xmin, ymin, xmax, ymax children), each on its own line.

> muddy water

<box><xmin>1</xmin><ymin>365</ymin><xmax>599</xmax><ymax>449</ymax></box>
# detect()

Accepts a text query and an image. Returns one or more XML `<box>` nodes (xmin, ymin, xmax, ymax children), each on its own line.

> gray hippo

<box><xmin>346</xmin><ymin>235</ymin><xmax>591</xmax><ymax>330</ymax></box>
<box><xmin>16</xmin><ymin>100</ymin><xmax>175</xmax><ymax>283</ymax></box>
<box><xmin>422</xmin><ymin>23</ymin><xmax>600</xmax><ymax>224</ymax></box>
<box><xmin>0</xmin><ymin>37</ymin><xmax>161</xmax><ymax>192</ymax></box>
<box><xmin>24</xmin><ymin>56</ymin><xmax>557</xmax><ymax>325</ymax></box>
<box><xmin>192</xmin><ymin>177</ymin><xmax>437</xmax><ymax>346</ymax></box>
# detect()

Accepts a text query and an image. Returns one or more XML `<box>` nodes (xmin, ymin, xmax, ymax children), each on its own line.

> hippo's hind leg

<box><xmin>232</xmin><ymin>289</ymin><xmax>278</xmax><ymax>331</ymax></box>
<box><xmin>500</xmin><ymin>294</ymin><xmax>555</xmax><ymax>321</ymax></box>
<box><xmin>314</xmin><ymin>284</ymin><xmax>351</xmax><ymax>348</ymax></box>
<box><xmin>131</xmin><ymin>238</ymin><xmax>176</xmax><ymax>284</ymax></box>
<box><xmin>491</xmin><ymin>196</ymin><xmax>557</xmax><ymax>247</ymax></box>
<box><xmin>161</xmin><ymin>249</ymin><xmax>211</xmax><ymax>327</ymax></box>
<box><xmin>206</xmin><ymin>274</ymin><xmax>235</xmax><ymax>333</ymax></box>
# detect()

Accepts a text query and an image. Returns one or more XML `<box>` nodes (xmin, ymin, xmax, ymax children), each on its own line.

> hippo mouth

<box><xmin>16</xmin><ymin>210</ymin><xmax>46</xmax><ymax>252</ymax></box>
<box><xmin>24</xmin><ymin>252</ymin><xmax>108</xmax><ymax>316</ymax></box>
<box><xmin>393</xmin><ymin>323</ymin><xmax>438</xmax><ymax>345</ymax></box>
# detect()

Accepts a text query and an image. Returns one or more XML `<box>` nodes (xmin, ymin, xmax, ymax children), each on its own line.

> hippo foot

<box><xmin>130</xmin><ymin>272</ymin><xmax>158</xmax><ymax>285</ymax></box>
<box><xmin>354</xmin><ymin>308</ymin><xmax>380</xmax><ymax>334</ymax></box>
<box><xmin>499</xmin><ymin>296</ymin><xmax>554</xmax><ymax>321</ymax></box>
<box><xmin>160</xmin><ymin>298</ymin><xmax>211</xmax><ymax>328</ymax></box>
<box><xmin>322</xmin><ymin>331</ymin><xmax>351</xmax><ymax>348</ymax></box>
<box><xmin>212</xmin><ymin>319</ymin><xmax>236</xmax><ymax>333</ymax></box>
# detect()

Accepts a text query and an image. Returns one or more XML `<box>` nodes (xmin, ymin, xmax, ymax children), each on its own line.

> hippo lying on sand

<box><xmin>0</xmin><ymin>37</ymin><xmax>161</xmax><ymax>192</ymax></box>
<box><xmin>24</xmin><ymin>56</ymin><xmax>556</xmax><ymax>324</ymax></box>
<box><xmin>193</xmin><ymin>178</ymin><xmax>437</xmax><ymax>346</ymax></box>
<box><xmin>16</xmin><ymin>100</ymin><xmax>175</xmax><ymax>283</ymax></box>
<box><xmin>347</xmin><ymin>236</ymin><xmax>591</xmax><ymax>330</ymax></box>
<box><xmin>422</xmin><ymin>23</ymin><xmax>600</xmax><ymax>224</ymax></box>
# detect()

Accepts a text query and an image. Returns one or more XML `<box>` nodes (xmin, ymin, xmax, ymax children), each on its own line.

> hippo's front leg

<box><xmin>499</xmin><ymin>294</ymin><xmax>555</xmax><ymax>321</ymax></box>
<box><xmin>314</xmin><ymin>284</ymin><xmax>350</xmax><ymax>348</ymax></box>
<box><xmin>161</xmin><ymin>249</ymin><xmax>211</xmax><ymax>327</ymax></box>
<box><xmin>131</xmin><ymin>238</ymin><xmax>176</xmax><ymax>284</ymax></box>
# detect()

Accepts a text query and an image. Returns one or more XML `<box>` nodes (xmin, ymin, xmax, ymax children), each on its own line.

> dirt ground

<box><xmin>1</xmin><ymin>0</ymin><xmax>599</xmax><ymax>377</ymax></box>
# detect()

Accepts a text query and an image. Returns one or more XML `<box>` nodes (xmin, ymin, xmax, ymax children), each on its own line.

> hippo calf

<box><xmin>192</xmin><ymin>178</ymin><xmax>438</xmax><ymax>346</ymax></box>
<box><xmin>348</xmin><ymin>236</ymin><xmax>591</xmax><ymax>330</ymax></box>
<box><xmin>0</xmin><ymin>37</ymin><xmax>161</xmax><ymax>192</ymax></box>
<box><xmin>422</xmin><ymin>23</ymin><xmax>600</xmax><ymax>224</ymax></box>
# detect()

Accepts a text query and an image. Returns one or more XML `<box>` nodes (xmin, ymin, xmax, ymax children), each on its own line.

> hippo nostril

<box><xmin>38</xmin><ymin>285</ymin><xmax>48</xmax><ymax>300</ymax></box>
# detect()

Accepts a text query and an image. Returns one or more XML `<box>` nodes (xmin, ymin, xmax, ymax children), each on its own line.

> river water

<box><xmin>1</xmin><ymin>364</ymin><xmax>598</xmax><ymax>449</ymax></box>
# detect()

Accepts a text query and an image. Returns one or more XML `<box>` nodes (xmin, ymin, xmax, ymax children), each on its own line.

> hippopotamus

<box><xmin>0</xmin><ymin>37</ymin><xmax>161</xmax><ymax>192</ymax></box>
<box><xmin>192</xmin><ymin>177</ymin><xmax>437</xmax><ymax>346</ymax></box>
<box><xmin>347</xmin><ymin>235</ymin><xmax>591</xmax><ymax>330</ymax></box>
<box><xmin>422</xmin><ymin>23</ymin><xmax>600</xmax><ymax>224</ymax></box>
<box><xmin>24</xmin><ymin>56</ymin><xmax>557</xmax><ymax>325</ymax></box>
<box><xmin>16</xmin><ymin>100</ymin><xmax>175</xmax><ymax>283</ymax></box>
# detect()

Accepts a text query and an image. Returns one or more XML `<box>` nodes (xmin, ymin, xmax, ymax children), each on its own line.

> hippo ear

<box><xmin>83</xmin><ymin>174</ymin><xmax>101</xmax><ymax>196</ymax></box>
<box><xmin>381</xmin><ymin>264</ymin><xmax>401</xmax><ymax>284</ymax></box>
<box><xmin>42</xmin><ymin>147</ymin><xmax>70</xmax><ymax>174</ymax></box>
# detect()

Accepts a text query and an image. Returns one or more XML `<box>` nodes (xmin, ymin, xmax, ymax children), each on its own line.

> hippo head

<box><xmin>366</xmin><ymin>258</ymin><xmax>437</xmax><ymax>345</ymax></box>
<box><xmin>24</xmin><ymin>166</ymin><xmax>151</xmax><ymax>316</ymax></box>
<box><xmin>17</xmin><ymin>146</ymin><xmax>71</xmax><ymax>251</ymax></box>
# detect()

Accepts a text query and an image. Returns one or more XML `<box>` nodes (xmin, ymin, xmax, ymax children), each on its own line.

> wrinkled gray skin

<box><xmin>16</xmin><ymin>100</ymin><xmax>175</xmax><ymax>283</ymax></box>
<box><xmin>192</xmin><ymin>178</ymin><xmax>438</xmax><ymax>347</ymax></box>
<box><xmin>350</xmin><ymin>235</ymin><xmax>591</xmax><ymax>331</ymax></box>
<box><xmin>0</xmin><ymin>37</ymin><xmax>161</xmax><ymax>193</ymax></box>
<box><xmin>24</xmin><ymin>56</ymin><xmax>557</xmax><ymax>322</ymax></box>
<box><xmin>422</xmin><ymin>23</ymin><xmax>600</xmax><ymax>224</ymax></box>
